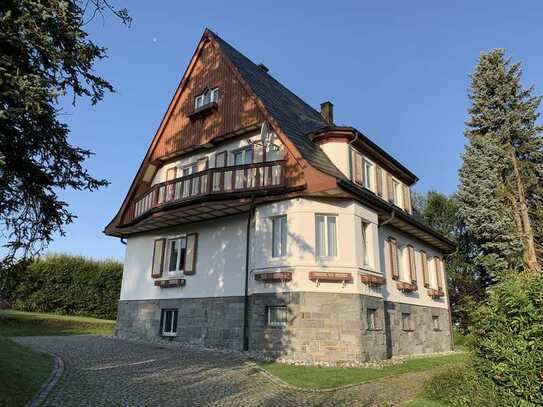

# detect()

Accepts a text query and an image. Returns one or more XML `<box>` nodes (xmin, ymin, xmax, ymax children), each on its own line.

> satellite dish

<box><xmin>248</xmin><ymin>121</ymin><xmax>280</xmax><ymax>152</ymax></box>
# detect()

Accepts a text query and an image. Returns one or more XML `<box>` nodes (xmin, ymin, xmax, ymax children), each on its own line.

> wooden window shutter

<box><xmin>435</xmin><ymin>257</ymin><xmax>443</xmax><ymax>290</ymax></box>
<box><xmin>407</xmin><ymin>245</ymin><xmax>417</xmax><ymax>283</ymax></box>
<box><xmin>197</xmin><ymin>157</ymin><xmax>208</xmax><ymax>171</ymax></box>
<box><xmin>184</xmin><ymin>233</ymin><xmax>198</xmax><ymax>275</ymax></box>
<box><xmin>151</xmin><ymin>239</ymin><xmax>166</xmax><ymax>278</ymax></box>
<box><xmin>403</xmin><ymin>185</ymin><xmax>412</xmax><ymax>213</ymax></box>
<box><xmin>420</xmin><ymin>250</ymin><xmax>429</xmax><ymax>288</ymax></box>
<box><xmin>388</xmin><ymin>237</ymin><xmax>399</xmax><ymax>280</ymax></box>
<box><xmin>376</xmin><ymin>166</ymin><xmax>384</xmax><ymax>197</ymax></box>
<box><xmin>353</xmin><ymin>152</ymin><xmax>363</xmax><ymax>184</ymax></box>
<box><xmin>386</xmin><ymin>173</ymin><xmax>394</xmax><ymax>203</ymax></box>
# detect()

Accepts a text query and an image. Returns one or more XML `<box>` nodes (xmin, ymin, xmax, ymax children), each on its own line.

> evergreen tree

<box><xmin>458</xmin><ymin>49</ymin><xmax>542</xmax><ymax>274</ymax></box>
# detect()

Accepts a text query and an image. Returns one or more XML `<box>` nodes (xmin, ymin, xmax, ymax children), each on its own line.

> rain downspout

<box><xmin>242</xmin><ymin>198</ymin><xmax>256</xmax><ymax>351</ymax></box>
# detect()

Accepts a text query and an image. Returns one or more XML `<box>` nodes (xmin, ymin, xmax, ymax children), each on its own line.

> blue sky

<box><xmin>46</xmin><ymin>1</ymin><xmax>543</xmax><ymax>260</ymax></box>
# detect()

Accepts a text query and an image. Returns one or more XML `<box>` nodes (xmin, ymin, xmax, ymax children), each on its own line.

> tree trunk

<box><xmin>508</xmin><ymin>147</ymin><xmax>540</xmax><ymax>271</ymax></box>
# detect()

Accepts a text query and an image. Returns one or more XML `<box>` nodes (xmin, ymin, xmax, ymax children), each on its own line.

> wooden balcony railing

<box><xmin>132</xmin><ymin>160</ymin><xmax>285</xmax><ymax>221</ymax></box>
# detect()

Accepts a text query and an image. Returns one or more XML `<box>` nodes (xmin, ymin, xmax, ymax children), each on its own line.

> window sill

<box><xmin>266</xmin><ymin>325</ymin><xmax>287</xmax><ymax>329</ymax></box>
<box><xmin>433</xmin><ymin>328</ymin><xmax>442</xmax><ymax>332</ymax></box>
<box><xmin>366</xmin><ymin>328</ymin><xmax>383</xmax><ymax>332</ymax></box>
<box><xmin>161</xmin><ymin>333</ymin><xmax>178</xmax><ymax>337</ymax></box>
<box><xmin>402</xmin><ymin>329</ymin><xmax>415</xmax><ymax>332</ymax></box>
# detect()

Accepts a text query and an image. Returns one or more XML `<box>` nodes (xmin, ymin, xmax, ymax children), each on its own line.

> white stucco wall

<box><xmin>378</xmin><ymin>225</ymin><xmax>448</xmax><ymax>309</ymax></box>
<box><xmin>120</xmin><ymin>214</ymin><xmax>248</xmax><ymax>300</ymax></box>
<box><xmin>318</xmin><ymin>141</ymin><xmax>350</xmax><ymax>178</ymax></box>
<box><xmin>120</xmin><ymin>197</ymin><xmax>448</xmax><ymax>310</ymax></box>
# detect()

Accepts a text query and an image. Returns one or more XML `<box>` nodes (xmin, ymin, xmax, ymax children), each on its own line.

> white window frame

<box><xmin>272</xmin><ymin>215</ymin><xmax>287</xmax><ymax>258</ymax></box>
<box><xmin>161</xmin><ymin>309</ymin><xmax>178</xmax><ymax>337</ymax></box>
<box><xmin>267</xmin><ymin>306</ymin><xmax>287</xmax><ymax>327</ymax></box>
<box><xmin>361</xmin><ymin>220</ymin><xmax>371</xmax><ymax>267</ymax></box>
<box><xmin>194</xmin><ymin>87</ymin><xmax>218</xmax><ymax>109</ymax></box>
<box><xmin>165</xmin><ymin>236</ymin><xmax>187</xmax><ymax>275</ymax></box>
<box><xmin>363</xmin><ymin>159</ymin><xmax>373</xmax><ymax>190</ymax></box>
<box><xmin>401</xmin><ymin>312</ymin><xmax>412</xmax><ymax>331</ymax></box>
<box><xmin>367</xmin><ymin>308</ymin><xmax>378</xmax><ymax>330</ymax></box>
<box><xmin>392</xmin><ymin>178</ymin><xmax>402</xmax><ymax>207</ymax></box>
<box><xmin>315</xmin><ymin>214</ymin><xmax>338</xmax><ymax>258</ymax></box>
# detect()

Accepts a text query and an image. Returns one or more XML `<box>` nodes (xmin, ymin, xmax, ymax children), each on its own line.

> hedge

<box><xmin>0</xmin><ymin>254</ymin><xmax>123</xmax><ymax>320</ymax></box>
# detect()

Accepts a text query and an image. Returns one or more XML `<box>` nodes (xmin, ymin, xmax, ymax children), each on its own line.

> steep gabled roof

<box><xmin>210</xmin><ymin>31</ymin><xmax>344</xmax><ymax>179</ymax></box>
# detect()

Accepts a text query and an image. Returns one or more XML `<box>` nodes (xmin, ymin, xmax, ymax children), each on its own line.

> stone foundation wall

<box><xmin>116</xmin><ymin>296</ymin><xmax>245</xmax><ymax>350</ymax></box>
<box><xmin>248</xmin><ymin>292</ymin><xmax>387</xmax><ymax>364</ymax></box>
<box><xmin>116</xmin><ymin>293</ymin><xmax>452</xmax><ymax>363</ymax></box>
<box><xmin>384</xmin><ymin>301</ymin><xmax>452</xmax><ymax>357</ymax></box>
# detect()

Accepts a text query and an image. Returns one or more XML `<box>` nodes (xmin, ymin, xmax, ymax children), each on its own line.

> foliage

<box><xmin>413</xmin><ymin>191</ymin><xmax>492</xmax><ymax>332</ymax></box>
<box><xmin>1</xmin><ymin>253</ymin><xmax>122</xmax><ymax>319</ymax></box>
<box><xmin>470</xmin><ymin>271</ymin><xmax>543</xmax><ymax>404</ymax></box>
<box><xmin>0</xmin><ymin>309</ymin><xmax>115</xmax><ymax>336</ymax></box>
<box><xmin>0</xmin><ymin>0</ymin><xmax>130</xmax><ymax>265</ymax></box>
<box><xmin>458</xmin><ymin>49</ymin><xmax>543</xmax><ymax>274</ymax></box>
<box><xmin>256</xmin><ymin>353</ymin><xmax>466</xmax><ymax>390</ymax></box>
<box><xmin>0</xmin><ymin>337</ymin><xmax>53</xmax><ymax>407</ymax></box>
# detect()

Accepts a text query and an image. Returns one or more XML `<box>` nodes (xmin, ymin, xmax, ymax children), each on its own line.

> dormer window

<box><xmin>195</xmin><ymin>87</ymin><xmax>218</xmax><ymax>109</ymax></box>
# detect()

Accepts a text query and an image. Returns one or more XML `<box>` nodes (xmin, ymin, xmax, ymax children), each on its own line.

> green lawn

<box><xmin>0</xmin><ymin>337</ymin><xmax>54</xmax><ymax>407</ymax></box>
<box><xmin>256</xmin><ymin>353</ymin><xmax>467</xmax><ymax>390</ymax></box>
<box><xmin>0</xmin><ymin>309</ymin><xmax>116</xmax><ymax>336</ymax></box>
<box><xmin>405</xmin><ymin>399</ymin><xmax>449</xmax><ymax>407</ymax></box>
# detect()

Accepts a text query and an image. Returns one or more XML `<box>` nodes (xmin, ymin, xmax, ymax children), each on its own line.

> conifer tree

<box><xmin>458</xmin><ymin>49</ymin><xmax>542</xmax><ymax>273</ymax></box>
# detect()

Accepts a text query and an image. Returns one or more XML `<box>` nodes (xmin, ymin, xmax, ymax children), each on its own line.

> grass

<box><xmin>0</xmin><ymin>309</ymin><xmax>116</xmax><ymax>336</ymax></box>
<box><xmin>405</xmin><ymin>399</ymin><xmax>449</xmax><ymax>407</ymax></box>
<box><xmin>0</xmin><ymin>337</ymin><xmax>54</xmax><ymax>407</ymax></box>
<box><xmin>256</xmin><ymin>353</ymin><xmax>467</xmax><ymax>390</ymax></box>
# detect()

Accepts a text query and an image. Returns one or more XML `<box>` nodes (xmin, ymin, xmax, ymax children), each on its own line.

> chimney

<box><xmin>320</xmin><ymin>101</ymin><xmax>334</xmax><ymax>124</ymax></box>
<box><xmin>258</xmin><ymin>63</ymin><xmax>269</xmax><ymax>73</ymax></box>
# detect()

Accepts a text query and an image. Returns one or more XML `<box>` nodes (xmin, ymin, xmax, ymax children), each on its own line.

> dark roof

<box><xmin>210</xmin><ymin>31</ymin><xmax>345</xmax><ymax>179</ymax></box>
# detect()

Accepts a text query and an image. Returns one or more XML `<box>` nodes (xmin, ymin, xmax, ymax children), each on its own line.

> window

<box><xmin>233</xmin><ymin>147</ymin><xmax>253</xmax><ymax>165</ymax></box>
<box><xmin>194</xmin><ymin>87</ymin><xmax>218</xmax><ymax>109</ymax></box>
<box><xmin>361</xmin><ymin>221</ymin><xmax>371</xmax><ymax>266</ymax></box>
<box><xmin>401</xmin><ymin>312</ymin><xmax>412</xmax><ymax>331</ymax></box>
<box><xmin>392</xmin><ymin>179</ymin><xmax>402</xmax><ymax>207</ymax></box>
<box><xmin>272</xmin><ymin>216</ymin><xmax>287</xmax><ymax>258</ymax></box>
<box><xmin>432</xmin><ymin>315</ymin><xmax>441</xmax><ymax>331</ymax></box>
<box><xmin>267</xmin><ymin>306</ymin><xmax>287</xmax><ymax>327</ymax></box>
<box><xmin>406</xmin><ymin>245</ymin><xmax>417</xmax><ymax>284</ymax></box>
<box><xmin>433</xmin><ymin>257</ymin><xmax>444</xmax><ymax>290</ymax></box>
<box><xmin>363</xmin><ymin>160</ymin><xmax>373</xmax><ymax>190</ymax></box>
<box><xmin>367</xmin><ymin>308</ymin><xmax>378</xmax><ymax>330</ymax></box>
<box><xmin>161</xmin><ymin>309</ymin><xmax>178</xmax><ymax>336</ymax></box>
<box><xmin>166</xmin><ymin>237</ymin><xmax>187</xmax><ymax>273</ymax></box>
<box><xmin>315</xmin><ymin>215</ymin><xmax>337</xmax><ymax>258</ymax></box>
<box><xmin>388</xmin><ymin>237</ymin><xmax>400</xmax><ymax>280</ymax></box>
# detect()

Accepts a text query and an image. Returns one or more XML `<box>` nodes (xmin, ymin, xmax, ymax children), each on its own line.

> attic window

<box><xmin>195</xmin><ymin>88</ymin><xmax>218</xmax><ymax>109</ymax></box>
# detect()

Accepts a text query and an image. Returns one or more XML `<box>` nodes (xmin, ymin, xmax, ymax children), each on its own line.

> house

<box><xmin>105</xmin><ymin>29</ymin><xmax>455</xmax><ymax>364</ymax></box>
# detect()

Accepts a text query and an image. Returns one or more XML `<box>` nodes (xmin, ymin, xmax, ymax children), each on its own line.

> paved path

<box><xmin>15</xmin><ymin>336</ymin><xmax>429</xmax><ymax>406</ymax></box>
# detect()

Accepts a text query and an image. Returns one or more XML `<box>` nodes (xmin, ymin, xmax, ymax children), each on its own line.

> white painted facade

<box><xmin>120</xmin><ymin>197</ymin><xmax>448</xmax><ymax>310</ymax></box>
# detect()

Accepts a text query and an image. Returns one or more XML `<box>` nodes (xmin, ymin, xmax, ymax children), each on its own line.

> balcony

<box><xmin>131</xmin><ymin>160</ymin><xmax>285</xmax><ymax>222</ymax></box>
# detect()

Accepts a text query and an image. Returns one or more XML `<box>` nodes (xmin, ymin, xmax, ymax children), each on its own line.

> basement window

<box><xmin>267</xmin><ymin>306</ymin><xmax>288</xmax><ymax>327</ymax></box>
<box><xmin>432</xmin><ymin>315</ymin><xmax>441</xmax><ymax>331</ymax></box>
<box><xmin>160</xmin><ymin>309</ymin><xmax>178</xmax><ymax>336</ymax></box>
<box><xmin>401</xmin><ymin>312</ymin><xmax>413</xmax><ymax>331</ymax></box>
<box><xmin>367</xmin><ymin>308</ymin><xmax>379</xmax><ymax>330</ymax></box>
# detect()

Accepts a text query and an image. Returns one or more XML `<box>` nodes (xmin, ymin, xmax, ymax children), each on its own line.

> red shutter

<box><xmin>421</xmin><ymin>251</ymin><xmax>429</xmax><ymax>288</ymax></box>
<box><xmin>388</xmin><ymin>238</ymin><xmax>399</xmax><ymax>280</ymax></box>
<box><xmin>407</xmin><ymin>245</ymin><xmax>417</xmax><ymax>283</ymax></box>
<box><xmin>184</xmin><ymin>233</ymin><xmax>198</xmax><ymax>275</ymax></box>
<box><xmin>376</xmin><ymin>166</ymin><xmax>383</xmax><ymax>197</ymax></box>
<box><xmin>151</xmin><ymin>239</ymin><xmax>165</xmax><ymax>278</ymax></box>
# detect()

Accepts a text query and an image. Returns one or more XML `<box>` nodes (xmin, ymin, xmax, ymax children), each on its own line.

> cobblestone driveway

<box><xmin>15</xmin><ymin>336</ymin><xmax>429</xmax><ymax>406</ymax></box>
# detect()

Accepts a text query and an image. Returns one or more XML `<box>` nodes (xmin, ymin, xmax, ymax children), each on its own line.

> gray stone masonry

<box><xmin>116</xmin><ymin>292</ymin><xmax>452</xmax><ymax>364</ymax></box>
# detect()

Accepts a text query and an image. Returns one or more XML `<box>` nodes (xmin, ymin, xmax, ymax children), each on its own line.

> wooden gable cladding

<box><xmin>150</xmin><ymin>41</ymin><xmax>265</xmax><ymax>161</ymax></box>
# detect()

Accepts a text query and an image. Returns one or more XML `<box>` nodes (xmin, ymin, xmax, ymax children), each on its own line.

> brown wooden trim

<box><xmin>397</xmin><ymin>281</ymin><xmax>418</xmax><ymax>292</ymax></box>
<box><xmin>420</xmin><ymin>250</ymin><xmax>429</xmax><ymax>288</ymax></box>
<box><xmin>427</xmin><ymin>288</ymin><xmax>445</xmax><ymax>298</ymax></box>
<box><xmin>154</xmin><ymin>279</ymin><xmax>186</xmax><ymax>288</ymax></box>
<box><xmin>151</xmin><ymin>238</ymin><xmax>166</xmax><ymax>278</ymax></box>
<box><xmin>254</xmin><ymin>272</ymin><xmax>292</xmax><ymax>282</ymax></box>
<box><xmin>183</xmin><ymin>233</ymin><xmax>198</xmax><ymax>275</ymax></box>
<box><xmin>388</xmin><ymin>237</ymin><xmax>399</xmax><ymax>280</ymax></box>
<box><xmin>308</xmin><ymin>271</ymin><xmax>353</xmax><ymax>283</ymax></box>
<box><xmin>360</xmin><ymin>273</ymin><xmax>386</xmax><ymax>285</ymax></box>
<box><xmin>407</xmin><ymin>244</ymin><xmax>416</xmax><ymax>283</ymax></box>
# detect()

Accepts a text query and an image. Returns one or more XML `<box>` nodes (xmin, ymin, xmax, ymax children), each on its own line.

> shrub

<box><xmin>470</xmin><ymin>271</ymin><xmax>543</xmax><ymax>405</ymax></box>
<box><xmin>1</xmin><ymin>254</ymin><xmax>122</xmax><ymax>319</ymax></box>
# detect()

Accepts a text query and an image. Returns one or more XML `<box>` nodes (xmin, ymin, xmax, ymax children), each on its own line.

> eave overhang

<box><xmin>338</xmin><ymin>179</ymin><xmax>456</xmax><ymax>253</ymax></box>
